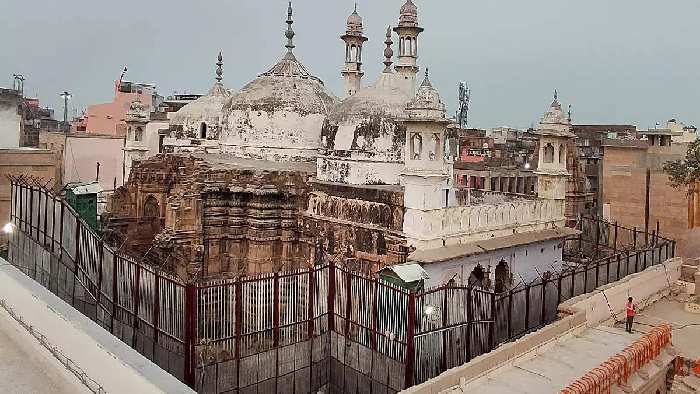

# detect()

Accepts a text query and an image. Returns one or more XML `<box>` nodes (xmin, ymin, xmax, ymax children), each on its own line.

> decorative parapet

<box><xmin>404</xmin><ymin>198</ymin><xmax>565</xmax><ymax>246</ymax></box>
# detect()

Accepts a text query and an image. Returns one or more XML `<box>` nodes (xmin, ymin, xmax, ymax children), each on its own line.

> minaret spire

<box><xmin>215</xmin><ymin>51</ymin><xmax>223</xmax><ymax>83</ymax></box>
<box><xmin>285</xmin><ymin>1</ymin><xmax>295</xmax><ymax>54</ymax></box>
<box><xmin>383</xmin><ymin>26</ymin><xmax>394</xmax><ymax>72</ymax></box>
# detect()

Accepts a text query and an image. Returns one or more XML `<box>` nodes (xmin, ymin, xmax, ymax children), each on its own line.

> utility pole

<box><xmin>644</xmin><ymin>168</ymin><xmax>651</xmax><ymax>246</ymax></box>
<box><xmin>59</xmin><ymin>91</ymin><xmax>72</xmax><ymax>123</ymax></box>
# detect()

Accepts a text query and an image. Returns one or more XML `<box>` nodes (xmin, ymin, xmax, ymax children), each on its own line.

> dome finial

<box><xmin>215</xmin><ymin>51</ymin><xmax>223</xmax><ymax>83</ymax></box>
<box><xmin>421</xmin><ymin>67</ymin><xmax>432</xmax><ymax>87</ymax></box>
<box><xmin>354</xmin><ymin>2</ymin><xmax>357</xmax><ymax>12</ymax></box>
<box><xmin>383</xmin><ymin>26</ymin><xmax>394</xmax><ymax>72</ymax></box>
<box><xmin>553</xmin><ymin>89</ymin><xmax>558</xmax><ymax>102</ymax></box>
<box><xmin>285</xmin><ymin>1</ymin><xmax>295</xmax><ymax>54</ymax></box>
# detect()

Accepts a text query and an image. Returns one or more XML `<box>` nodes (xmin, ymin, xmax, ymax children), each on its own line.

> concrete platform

<box><xmin>0</xmin><ymin>307</ymin><xmax>89</xmax><ymax>394</ymax></box>
<box><xmin>457</xmin><ymin>326</ymin><xmax>640</xmax><ymax>393</ymax></box>
<box><xmin>633</xmin><ymin>297</ymin><xmax>700</xmax><ymax>360</ymax></box>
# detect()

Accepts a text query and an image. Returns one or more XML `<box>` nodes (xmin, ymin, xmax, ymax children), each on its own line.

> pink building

<box><xmin>82</xmin><ymin>81</ymin><xmax>158</xmax><ymax>137</ymax></box>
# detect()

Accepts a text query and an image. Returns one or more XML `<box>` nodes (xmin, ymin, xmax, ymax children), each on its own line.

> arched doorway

<box><xmin>200</xmin><ymin>122</ymin><xmax>208</xmax><ymax>139</ymax></box>
<box><xmin>143</xmin><ymin>195</ymin><xmax>160</xmax><ymax>219</ymax></box>
<box><xmin>468</xmin><ymin>264</ymin><xmax>486</xmax><ymax>288</ymax></box>
<box><xmin>495</xmin><ymin>260</ymin><xmax>511</xmax><ymax>293</ymax></box>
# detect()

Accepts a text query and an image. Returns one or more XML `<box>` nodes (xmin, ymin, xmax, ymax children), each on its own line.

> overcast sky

<box><xmin>2</xmin><ymin>0</ymin><xmax>698</xmax><ymax>129</ymax></box>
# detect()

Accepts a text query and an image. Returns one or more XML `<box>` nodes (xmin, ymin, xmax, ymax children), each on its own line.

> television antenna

<box><xmin>456</xmin><ymin>81</ymin><xmax>470</xmax><ymax>128</ymax></box>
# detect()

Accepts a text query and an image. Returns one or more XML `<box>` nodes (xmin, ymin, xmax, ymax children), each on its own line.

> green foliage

<box><xmin>663</xmin><ymin>140</ymin><xmax>700</xmax><ymax>189</ymax></box>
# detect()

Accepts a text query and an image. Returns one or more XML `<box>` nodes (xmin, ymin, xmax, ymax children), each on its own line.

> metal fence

<box><xmin>6</xmin><ymin>178</ymin><xmax>676</xmax><ymax>393</ymax></box>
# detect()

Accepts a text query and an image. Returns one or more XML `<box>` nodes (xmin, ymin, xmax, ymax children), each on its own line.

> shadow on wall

<box><xmin>678</xmin><ymin>228</ymin><xmax>700</xmax><ymax>259</ymax></box>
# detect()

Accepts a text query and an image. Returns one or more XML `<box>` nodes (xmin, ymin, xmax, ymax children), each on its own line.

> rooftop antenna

<box><xmin>456</xmin><ymin>81</ymin><xmax>470</xmax><ymax>128</ymax></box>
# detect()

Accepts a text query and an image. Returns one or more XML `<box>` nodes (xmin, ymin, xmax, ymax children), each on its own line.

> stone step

<box><xmin>685</xmin><ymin>258</ymin><xmax>700</xmax><ymax>267</ymax></box>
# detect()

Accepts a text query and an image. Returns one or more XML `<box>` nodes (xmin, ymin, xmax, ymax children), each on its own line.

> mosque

<box><xmin>106</xmin><ymin>1</ymin><xmax>578</xmax><ymax>288</ymax></box>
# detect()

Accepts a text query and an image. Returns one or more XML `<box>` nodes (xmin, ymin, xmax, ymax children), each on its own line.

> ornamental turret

<box><xmin>341</xmin><ymin>4</ymin><xmax>368</xmax><ymax>97</ymax></box>
<box><xmin>393</xmin><ymin>0</ymin><xmax>424</xmax><ymax>95</ymax></box>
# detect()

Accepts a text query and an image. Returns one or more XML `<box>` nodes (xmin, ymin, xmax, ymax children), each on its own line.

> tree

<box><xmin>663</xmin><ymin>140</ymin><xmax>700</xmax><ymax>190</ymax></box>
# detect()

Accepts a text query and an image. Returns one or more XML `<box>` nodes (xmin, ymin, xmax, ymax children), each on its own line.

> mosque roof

<box><xmin>224</xmin><ymin>2</ymin><xmax>337</xmax><ymax>116</ymax></box>
<box><xmin>170</xmin><ymin>52</ymin><xmax>231</xmax><ymax>126</ymax></box>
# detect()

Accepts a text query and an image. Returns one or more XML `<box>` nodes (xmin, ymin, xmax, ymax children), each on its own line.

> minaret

<box><xmin>341</xmin><ymin>4</ymin><xmax>368</xmax><ymax>97</ymax></box>
<box><xmin>401</xmin><ymin>69</ymin><xmax>453</xmax><ymax>211</ymax></box>
<box><xmin>393</xmin><ymin>0</ymin><xmax>424</xmax><ymax>94</ymax></box>
<box><xmin>532</xmin><ymin>91</ymin><xmax>575</xmax><ymax>204</ymax></box>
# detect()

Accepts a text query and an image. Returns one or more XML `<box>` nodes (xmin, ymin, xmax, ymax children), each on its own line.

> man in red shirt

<box><xmin>626</xmin><ymin>297</ymin><xmax>636</xmax><ymax>333</ymax></box>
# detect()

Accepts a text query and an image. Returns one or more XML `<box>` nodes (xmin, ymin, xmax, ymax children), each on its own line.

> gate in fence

<box><xmin>5</xmin><ymin>178</ymin><xmax>675</xmax><ymax>393</ymax></box>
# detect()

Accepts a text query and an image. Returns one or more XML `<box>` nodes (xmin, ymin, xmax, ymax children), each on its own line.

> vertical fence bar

<box><xmin>132</xmin><ymin>264</ymin><xmax>141</xmax><ymax>348</ymax></box>
<box><xmin>152</xmin><ymin>273</ymin><xmax>161</xmax><ymax>359</ymax></box>
<box><xmin>441</xmin><ymin>288</ymin><xmax>448</xmax><ymax>371</ymax></box>
<box><xmin>613</xmin><ymin>222</ymin><xmax>618</xmax><ymax>254</ymax></box>
<box><xmin>273</xmin><ymin>272</ymin><xmax>280</xmax><ymax>347</ymax></box>
<box><xmin>344</xmin><ymin>271</ymin><xmax>352</xmax><ymax>338</ymax></box>
<box><xmin>111</xmin><ymin>255</ymin><xmax>119</xmax><ymax>332</ymax></box>
<box><xmin>184</xmin><ymin>283</ymin><xmax>197</xmax><ymax>389</ymax></box>
<box><xmin>489</xmin><ymin>291</ymin><xmax>497</xmax><ymax>350</ymax></box>
<box><xmin>42</xmin><ymin>190</ymin><xmax>48</xmax><ymax>246</ymax></box>
<box><xmin>405</xmin><ymin>291</ymin><xmax>416</xmax><ymax>389</ymax></box>
<box><xmin>371</xmin><ymin>278</ymin><xmax>378</xmax><ymax>351</ymax></box>
<box><xmin>71</xmin><ymin>223</ymin><xmax>81</xmax><ymax>306</ymax></box>
<box><xmin>328</xmin><ymin>259</ymin><xmax>335</xmax><ymax>333</ymax></box>
<box><xmin>96</xmin><ymin>241</ymin><xmax>104</xmax><ymax>306</ymax></box>
<box><xmin>633</xmin><ymin>227</ymin><xmax>637</xmax><ymax>250</ymax></box>
<box><xmin>234</xmin><ymin>279</ymin><xmax>242</xmax><ymax>391</ymax></box>
<box><xmin>466</xmin><ymin>287</ymin><xmax>473</xmax><ymax>362</ymax></box>
<box><xmin>524</xmin><ymin>286</ymin><xmax>531</xmax><ymax>330</ymax></box>
<box><xmin>507</xmin><ymin>290</ymin><xmax>513</xmax><ymax>338</ymax></box>
<box><xmin>540</xmin><ymin>280</ymin><xmax>547</xmax><ymax>326</ymax></box>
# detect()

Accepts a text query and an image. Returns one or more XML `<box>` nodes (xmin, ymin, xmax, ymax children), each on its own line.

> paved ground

<box><xmin>458</xmin><ymin>326</ymin><xmax>640</xmax><ymax>393</ymax></box>
<box><xmin>0</xmin><ymin>308</ymin><xmax>89</xmax><ymax>394</ymax></box>
<box><xmin>634</xmin><ymin>297</ymin><xmax>700</xmax><ymax>360</ymax></box>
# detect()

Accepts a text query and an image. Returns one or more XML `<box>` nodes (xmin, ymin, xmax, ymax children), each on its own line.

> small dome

<box><xmin>399</xmin><ymin>0</ymin><xmax>418</xmax><ymax>24</ymax></box>
<box><xmin>170</xmin><ymin>83</ymin><xmax>231</xmax><ymax>137</ymax></box>
<box><xmin>404</xmin><ymin>71</ymin><xmax>447</xmax><ymax>121</ymax></box>
<box><xmin>346</xmin><ymin>8</ymin><xmax>363</xmax><ymax>33</ymax></box>
<box><xmin>533</xmin><ymin>93</ymin><xmax>576</xmax><ymax>138</ymax></box>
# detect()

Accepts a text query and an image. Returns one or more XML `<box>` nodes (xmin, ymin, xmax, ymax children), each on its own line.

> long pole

<box><xmin>645</xmin><ymin>168</ymin><xmax>651</xmax><ymax>246</ymax></box>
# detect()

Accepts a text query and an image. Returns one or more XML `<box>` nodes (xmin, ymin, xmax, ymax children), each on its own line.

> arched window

<box><xmin>495</xmin><ymin>260</ymin><xmax>510</xmax><ymax>293</ymax></box>
<box><xmin>350</xmin><ymin>45</ymin><xmax>357</xmax><ymax>62</ymax></box>
<box><xmin>558</xmin><ymin>144</ymin><xmax>565</xmax><ymax>163</ymax></box>
<box><xmin>430</xmin><ymin>133</ymin><xmax>440</xmax><ymax>161</ymax></box>
<box><xmin>134</xmin><ymin>127</ymin><xmax>143</xmax><ymax>142</ymax></box>
<box><xmin>200</xmin><ymin>122</ymin><xmax>207</xmax><ymax>139</ymax></box>
<box><xmin>143</xmin><ymin>195</ymin><xmax>159</xmax><ymax>218</ymax></box>
<box><xmin>543</xmin><ymin>143</ymin><xmax>555</xmax><ymax>163</ymax></box>
<box><xmin>410</xmin><ymin>133</ymin><xmax>422</xmax><ymax>160</ymax></box>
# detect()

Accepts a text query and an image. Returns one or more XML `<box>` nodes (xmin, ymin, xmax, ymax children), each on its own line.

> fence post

<box><xmin>540</xmin><ymin>280</ymin><xmax>547</xmax><ymax>325</ymax></box>
<box><xmin>111</xmin><ymin>255</ymin><xmax>119</xmax><ymax>333</ymax></box>
<box><xmin>507</xmin><ymin>290</ymin><xmax>513</xmax><ymax>339</ymax></box>
<box><xmin>71</xmin><ymin>223</ymin><xmax>81</xmax><ymax>306</ymax></box>
<box><xmin>96</xmin><ymin>241</ymin><xmax>104</xmax><ymax>306</ymax></box>
<box><xmin>404</xmin><ymin>291</ymin><xmax>416</xmax><ymax>389</ymax></box>
<box><xmin>344</xmin><ymin>270</ymin><xmax>352</xmax><ymax>338</ymax></box>
<box><xmin>594</xmin><ymin>219</ymin><xmax>600</xmax><ymax>258</ymax></box>
<box><xmin>524</xmin><ymin>286</ymin><xmax>531</xmax><ymax>330</ymax></box>
<box><xmin>328</xmin><ymin>259</ymin><xmax>336</xmax><ymax>333</ymax></box>
<box><xmin>595</xmin><ymin>260</ymin><xmax>600</xmax><ymax>288</ymax></box>
<box><xmin>371</xmin><ymin>278</ymin><xmax>378</xmax><ymax>351</ymax></box>
<box><xmin>466</xmin><ymin>287</ymin><xmax>473</xmax><ymax>362</ymax></box>
<box><xmin>616</xmin><ymin>254</ymin><xmax>622</xmax><ymax>281</ymax></box>
<box><xmin>633</xmin><ymin>227</ymin><xmax>637</xmax><ymax>250</ymax></box>
<box><xmin>234</xmin><ymin>279</ymin><xmax>242</xmax><ymax>392</ymax></box>
<box><xmin>152</xmin><ymin>273</ymin><xmax>161</xmax><ymax>359</ymax></box>
<box><xmin>184</xmin><ymin>282</ymin><xmax>197</xmax><ymax>389</ymax></box>
<box><xmin>59</xmin><ymin>201</ymin><xmax>65</xmax><ymax>261</ymax></box>
<box><xmin>132</xmin><ymin>264</ymin><xmax>141</xmax><ymax>348</ymax></box>
<box><xmin>308</xmin><ymin>268</ymin><xmax>316</xmax><ymax>389</ymax></box>
<box><xmin>489</xmin><ymin>291</ymin><xmax>497</xmax><ymax>351</ymax></box>
<box><xmin>441</xmin><ymin>287</ymin><xmax>448</xmax><ymax>372</ymax></box>
<box><xmin>556</xmin><ymin>275</ymin><xmax>563</xmax><ymax>304</ymax></box>
<box><xmin>273</xmin><ymin>272</ymin><xmax>280</xmax><ymax>348</ymax></box>
<box><xmin>613</xmin><ymin>222</ymin><xmax>618</xmax><ymax>254</ymax></box>
<box><xmin>577</xmin><ymin>215</ymin><xmax>583</xmax><ymax>251</ymax></box>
